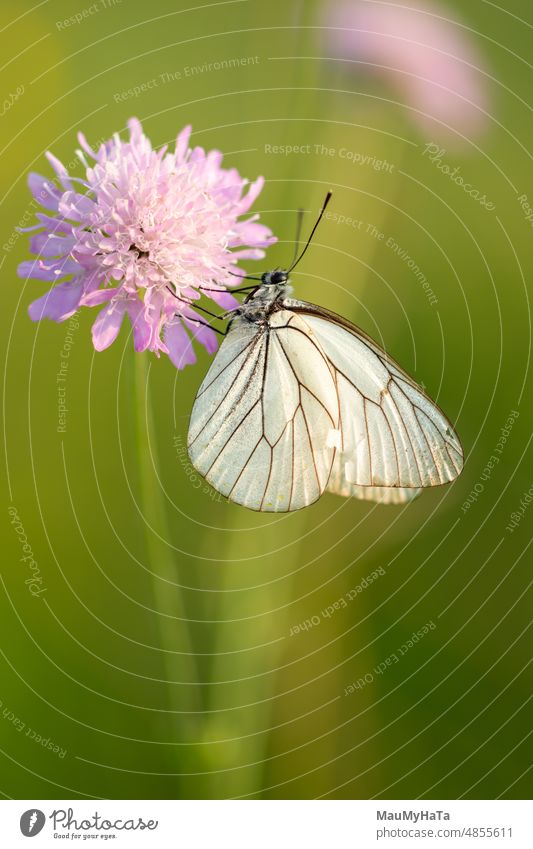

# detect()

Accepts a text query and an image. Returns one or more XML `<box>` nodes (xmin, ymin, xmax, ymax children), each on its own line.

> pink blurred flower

<box><xmin>19</xmin><ymin>118</ymin><xmax>276</xmax><ymax>368</ymax></box>
<box><xmin>323</xmin><ymin>0</ymin><xmax>488</xmax><ymax>137</ymax></box>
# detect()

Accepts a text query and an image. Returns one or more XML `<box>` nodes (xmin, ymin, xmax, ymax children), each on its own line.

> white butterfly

<box><xmin>187</xmin><ymin>195</ymin><xmax>463</xmax><ymax>512</ymax></box>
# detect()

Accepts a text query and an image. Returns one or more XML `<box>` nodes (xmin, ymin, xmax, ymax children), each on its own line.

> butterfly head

<box><xmin>239</xmin><ymin>268</ymin><xmax>291</xmax><ymax>319</ymax></box>
<box><xmin>252</xmin><ymin>268</ymin><xmax>292</xmax><ymax>304</ymax></box>
<box><xmin>261</xmin><ymin>269</ymin><xmax>289</xmax><ymax>287</ymax></box>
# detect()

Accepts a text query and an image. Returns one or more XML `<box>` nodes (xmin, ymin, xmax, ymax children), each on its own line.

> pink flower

<box><xmin>323</xmin><ymin>0</ymin><xmax>488</xmax><ymax>138</ymax></box>
<box><xmin>19</xmin><ymin>118</ymin><xmax>276</xmax><ymax>367</ymax></box>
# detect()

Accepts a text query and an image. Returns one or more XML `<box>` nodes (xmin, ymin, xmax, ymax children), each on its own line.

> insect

<box><xmin>187</xmin><ymin>193</ymin><xmax>463</xmax><ymax>512</ymax></box>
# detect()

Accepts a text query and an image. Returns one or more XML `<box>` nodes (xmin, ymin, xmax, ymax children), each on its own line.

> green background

<box><xmin>1</xmin><ymin>0</ymin><xmax>531</xmax><ymax>799</ymax></box>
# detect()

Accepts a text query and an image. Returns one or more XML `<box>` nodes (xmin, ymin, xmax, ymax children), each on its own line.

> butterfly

<box><xmin>187</xmin><ymin>192</ymin><xmax>463</xmax><ymax>512</ymax></box>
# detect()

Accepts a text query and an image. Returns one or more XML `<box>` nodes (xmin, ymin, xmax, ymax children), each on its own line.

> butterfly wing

<box><xmin>326</xmin><ymin>473</ymin><xmax>422</xmax><ymax>504</ymax></box>
<box><xmin>353</xmin><ymin>486</ymin><xmax>422</xmax><ymax>504</ymax></box>
<box><xmin>187</xmin><ymin>310</ymin><xmax>339</xmax><ymax>511</ymax></box>
<box><xmin>284</xmin><ymin>300</ymin><xmax>463</xmax><ymax>497</ymax></box>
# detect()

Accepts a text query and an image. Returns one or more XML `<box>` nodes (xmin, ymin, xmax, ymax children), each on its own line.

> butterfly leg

<box><xmin>166</xmin><ymin>285</ymin><xmax>230</xmax><ymax>321</ymax></box>
<box><xmin>183</xmin><ymin>316</ymin><xmax>227</xmax><ymax>337</ymax></box>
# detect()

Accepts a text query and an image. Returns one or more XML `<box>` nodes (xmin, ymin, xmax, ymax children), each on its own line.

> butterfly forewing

<box><xmin>188</xmin><ymin>310</ymin><xmax>340</xmax><ymax>511</ymax></box>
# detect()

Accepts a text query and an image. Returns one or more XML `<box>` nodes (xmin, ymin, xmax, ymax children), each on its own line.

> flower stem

<box><xmin>133</xmin><ymin>352</ymin><xmax>202</xmax><ymax>737</ymax></box>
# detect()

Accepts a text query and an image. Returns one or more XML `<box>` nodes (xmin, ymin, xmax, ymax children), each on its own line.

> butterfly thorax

<box><xmin>237</xmin><ymin>270</ymin><xmax>293</xmax><ymax>325</ymax></box>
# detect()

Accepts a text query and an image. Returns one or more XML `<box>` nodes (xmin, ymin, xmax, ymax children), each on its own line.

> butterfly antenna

<box><xmin>287</xmin><ymin>191</ymin><xmax>332</xmax><ymax>273</ymax></box>
<box><xmin>289</xmin><ymin>207</ymin><xmax>305</xmax><ymax>268</ymax></box>
<box><xmin>227</xmin><ymin>269</ymin><xmax>263</xmax><ymax>281</ymax></box>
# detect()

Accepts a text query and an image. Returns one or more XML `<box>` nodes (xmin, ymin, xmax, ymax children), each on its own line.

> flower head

<box><xmin>323</xmin><ymin>0</ymin><xmax>488</xmax><ymax>139</ymax></box>
<box><xmin>19</xmin><ymin>118</ymin><xmax>276</xmax><ymax>368</ymax></box>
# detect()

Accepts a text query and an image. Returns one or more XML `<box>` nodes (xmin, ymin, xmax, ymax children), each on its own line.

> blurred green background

<box><xmin>1</xmin><ymin>0</ymin><xmax>531</xmax><ymax>800</ymax></box>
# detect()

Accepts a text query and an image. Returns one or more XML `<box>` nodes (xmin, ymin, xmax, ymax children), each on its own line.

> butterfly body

<box><xmin>235</xmin><ymin>269</ymin><xmax>292</xmax><ymax>325</ymax></box>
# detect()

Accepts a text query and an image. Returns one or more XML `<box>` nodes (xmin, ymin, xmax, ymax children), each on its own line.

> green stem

<box><xmin>133</xmin><ymin>352</ymin><xmax>201</xmax><ymax>735</ymax></box>
<box><xmin>203</xmin><ymin>517</ymin><xmax>303</xmax><ymax>799</ymax></box>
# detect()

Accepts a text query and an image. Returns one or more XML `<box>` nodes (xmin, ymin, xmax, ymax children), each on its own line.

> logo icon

<box><xmin>20</xmin><ymin>810</ymin><xmax>46</xmax><ymax>837</ymax></box>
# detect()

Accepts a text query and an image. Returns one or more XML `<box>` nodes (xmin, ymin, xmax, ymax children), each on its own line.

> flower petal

<box><xmin>231</xmin><ymin>220</ymin><xmax>277</xmax><ymax>248</ymax></box>
<box><xmin>184</xmin><ymin>312</ymin><xmax>219</xmax><ymax>355</ymax></box>
<box><xmin>236</xmin><ymin>176</ymin><xmax>264</xmax><ymax>215</ymax></box>
<box><xmin>205</xmin><ymin>288</ymin><xmax>239</xmax><ymax>310</ymax></box>
<box><xmin>27</xmin><ymin>173</ymin><xmax>62</xmax><ymax>211</ymax></box>
<box><xmin>127</xmin><ymin>117</ymin><xmax>143</xmax><ymax>141</ymax></box>
<box><xmin>175</xmin><ymin>125</ymin><xmax>192</xmax><ymax>162</ymax></box>
<box><xmin>77</xmin><ymin>132</ymin><xmax>97</xmax><ymax>159</ymax></box>
<box><xmin>45</xmin><ymin>152</ymin><xmax>73</xmax><ymax>190</ymax></box>
<box><xmin>91</xmin><ymin>300</ymin><xmax>127</xmax><ymax>351</ymax></box>
<box><xmin>28</xmin><ymin>279</ymin><xmax>84</xmax><ymax>322</ymax></box>
<box><xmin>230</xmin><ymin>248</ymin><xmax>266</xmax><ymax>260</ymax></box>
<box><xmin>81</xmin><ymin>287</ymin><xmax>120</xmax><ymax>307</ymax></box>
<box><xmin>18</xmin><ymin>257</ymin><xmax>80</xmax><ymax>281</ymax></box>
<box><xmin>125</xmin><ymin>299</ymin><xmax>151</xmax><ymax>352</ymax></box>
<box><xmin>29</xmin><ymin>232</ymin><xmax>75</xmax><ymax>257</ymax></box>
<box><xmin>165</xmin><ymin>320</ymin><xmax>197</xmax><ymax>369</ymax></box>
<box><xmin>59</xmin><ymin>190</ymin><xmax>97</xmax><ymax>219</ymax></box>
